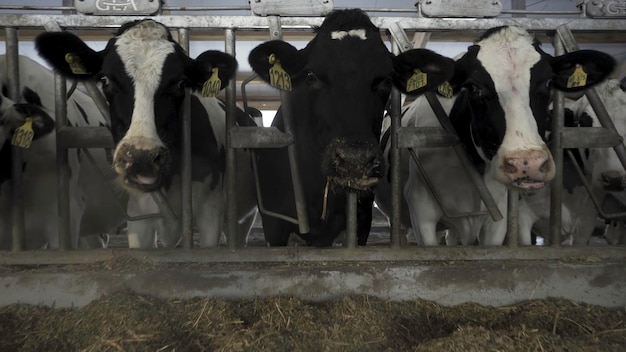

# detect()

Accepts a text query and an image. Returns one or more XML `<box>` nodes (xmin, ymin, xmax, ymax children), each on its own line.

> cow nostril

<box><xmin>504</xmin><ymin>159</ymin><xmax>517</xmax><ymax>174</ymax></box>
<box><xmin>539</xmin><ymin>159</ymin><xmax>550</xmax><ymax>173</ymax></box>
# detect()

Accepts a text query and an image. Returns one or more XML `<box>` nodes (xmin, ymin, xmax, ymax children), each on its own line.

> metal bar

<box><xmin>56</xmin><ymin>126</ymin><xmax>114</xmax><ymax>148</ymax></box>
<box><xmin>345</xmin><ymin>192</ymin><xmax>357</xmax><ymax>249</ymax></box>
<box><xmin>178</xmin><ymin>28</ymin><xmax>193</xmax><ymax>250</ymax></box>
<box><xmin>6</xmin><ymin>27</ymin><xmax>24</xmax><ymax>252</ymax></box>
<box><xmin>397</xmin><ymin>127</ymin><xmax>459</xmax><ymax>148</ymax></box>
<box><xmin>407</xmin><ymin>149</ymin><xmax>490</xmax><ymax>219</ymax></box>
<box><xmin>0</xmin><ymin>15</ymin><xmax>624</xmax><ymax>32</ymax></box>
<box><xmin>82</xmin><ymin>81</ymin><xmax>111</xmax><ymax>126</ymax></box>
<box><xmin>268</xmin><ymin>15</ymin><xmax>310</xmax><ymax>234</ymax></box>
<box><xmin>424</xmin><ymin>92</ymin><xmax>503</xmax><ymax>221</ymax></box>
<box><xmin>389</xmin><ymin>41</ymin><xmax>403</xmax><ymax>249</ymax></box>
<box><xmin>506</xmin><ymin>189</ymin><xmax>519</xmax><ymax>247</ymax></box>
<box><xmin>225</xmin><ymin>28</ymin><xmax>240</xmax><ymax>249</ymax></box>
<box><xmin>561</xmin><ymin>127</ymin><xmax>622</xmax><ymax>149</ymax></box>
<box><xmin>550</xmin><ymin>34</ymin><xmax>566</xmax><ymax>248</ymax></box>
<box><xmin>55</xmin><ymin>71</ymin><xmax>71</xmax><ymax>250</ymax></box>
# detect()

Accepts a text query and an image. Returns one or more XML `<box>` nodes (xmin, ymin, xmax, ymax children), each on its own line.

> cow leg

<box><xmin>479</xmin><ymin>180</ymin><xmax>508</xmax><ymax>246</ymax></box>
<box><xmin>126</xmin><ymin>193</ymin><xmax>158</xmax><ymax>248</ymax></box>
<box><xmin>404</xmin><ymin>166</ymin><xmax>441</xmax><ymax>246</ymax></box>
<box><xmin>356</xmin><ymin>193</ymin><xmax>374</xmax><ymax>246</ymax></box>
<box><xmin>194</xmin><ymin>180</ymin><xmax>225</xmax><ymax>248</ymax></box>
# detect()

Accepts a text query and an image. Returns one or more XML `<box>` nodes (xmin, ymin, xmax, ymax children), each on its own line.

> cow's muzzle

<box><xmin>113</xmin><ymin>142</ymin><xmax>171</xmax><ymax>192</ymax></box>
<box><xmin>601</xmin><ymin>170</ymin><xmax>626</xmax><ymax>191</ymax></box>
<box><xmin>321</xmin><ymin>137</ymin><xmax>384</xmax><ymax>191</ymax></box>
<box><xmin>499</xmin><ymin>147</ymin><xmax>555</xmax><ymax>191</ymax></box>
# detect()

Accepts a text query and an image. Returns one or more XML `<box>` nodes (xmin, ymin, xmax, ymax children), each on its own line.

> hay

<box><xmin>1</xmin><ymin>292</ymin><xmax>624</xmax><ymax>352</ymax></box>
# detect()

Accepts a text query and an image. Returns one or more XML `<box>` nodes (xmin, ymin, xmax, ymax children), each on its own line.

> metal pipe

<box><xmin>55</xmin><ymin>71</ymin><xmax>71</xmax><ymax>250</ymax></box>
<box><xmin>6</xmin><ymin>27</ymin><xmax>24</xmax><ymax>252</ymax></box>
<box><xmin>550</xmin><ymin>34</ymin><xmax>566</xmax><ymax>247</ymax></box>
<box><xmin>345</xmin><ymin>192</ymin><xmax>357</xmax><ymax>249</ymax></box>
<box><xmin>389</xmin><ymin>40</ymin><xmax>402</xmax><ymax>249</ymax></box>
<box><xmin>225</xmin><ymin>28</ymin><xmax>241</xmax><ymax>248</ymax></box>
<box><xmin>268</xmin><ymin>16</ymin><xmax>310</xmax><ymax>234</ymax></box>
<box><xmin>506</xmin><ymin>189</ymin><xmax>519</xmax><ymax>247</ymax></box>
<box><xmin>178</xmin><ymin>28</ymin><xmax>193</xmax><ymax>249</ymax></box>
<box><xmin>82</xmin><ymin>81</ymin><xmax>111</xmax><ymax>126</ymax></box>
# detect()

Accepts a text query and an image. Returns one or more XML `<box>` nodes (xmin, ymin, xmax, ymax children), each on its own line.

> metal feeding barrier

<box><xmin>0</xmin><ymin>0</ymin><xmax>625</xmax><ymax>260</ymax></box>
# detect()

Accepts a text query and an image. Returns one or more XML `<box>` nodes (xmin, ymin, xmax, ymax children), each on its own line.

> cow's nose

<box><xmin>601</xmin><ymin>170</ymin><xmax>626</xmax><ymax>191</ymax></box>
<box><xmin>322</xmin><ymin>137</ymin><xmax>385</xmax><ymax>191</ymax></box>
<box><xmin>501</xmin><ymin>148</ymin><xmax>555</xmax><ymax>190</ymax></box>
<box><xmin>114</xmin><ymin>142</ymin><xmax>170</xmax><ymax>191</ymax></box>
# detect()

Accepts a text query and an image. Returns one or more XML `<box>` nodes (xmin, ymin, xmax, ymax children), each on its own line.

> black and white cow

<box><xmin>376</xmin><ymin>26</ymin><xmax>615</xmax><ymax>246</ymax></box>
<box><xmin>557</xmin><ymin>78</ymin><xmax>626</xmax><ymax>245</ymax></box>
<box><xmin>248</xmin><ymin>9</ymin><xmax>454</xmax><ymax>246</ymax></box>
<box><xmin>1</xmin><ymin>55</ymin><xmax>121</xmax><ymax>250</ymax></box>
<box><xmin>36</xmin><ymin>20</ymin><xmax>257</xmax><ymax>248</ymax></box>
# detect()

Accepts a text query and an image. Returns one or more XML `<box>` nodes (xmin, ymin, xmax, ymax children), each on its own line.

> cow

<box><xmin>35</xmin><ymin>19</ymin><xmax>258</xmax><ymax>248</ymax></box>
<box><xmin>1</xmin><ymin>54</ymin><xmax>121</xmax><ymax>250</ymax></box>
<box><xmin>557</xmin><ymin>78</ymin><xmax>626</xmax><ymax>245</ymax></box>
<box><xmin>375</xmin><ymin>26</ymin><xmax>615</xmax><ymax>246</ymax></box>
<box><xmin>247</xmin><ymin>9</ymin><xmax>455</xmax><ymax>246</ymax></box>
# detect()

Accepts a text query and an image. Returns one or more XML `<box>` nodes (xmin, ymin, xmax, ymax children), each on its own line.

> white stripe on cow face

<box><xmin>114</xmin><ymin>21</ymin><xmax>175</xmax><ymax>149</ymax></box>
<box><xmin>331</xmin><ymin>29</ymin><xmax>367</xmax><ymax>40</ymax></box>
<box><xmin>476</xmin><ymin>27</ymin><xmax>544</xmax><ymax>155</ymax></box>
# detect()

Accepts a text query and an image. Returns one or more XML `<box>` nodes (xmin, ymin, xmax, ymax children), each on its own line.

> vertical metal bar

<box><xmin>506</xmin><ymin>189</ymin><xmax>519</xmax><ymax>247</ymax></box>
<box><xmin>268</xmin><ymin>16</ymin><xmax>310</xmax><ymax>234</ymax></box>
<box><xmin>389</xmin><ymin>39</ymin><xmax>402</xmax><ymax>248</ymax></box>
<box><xmin>224</xmin><ymin>28</ymin><xmax>240</xmax><ymax>248</ymax></box>
<box><xmin>550</xmin><ymin>35</ymin><xmax>566</xmax><ymax>247</ymax></box>
<box><xmin>345</xmin><ymin>192</ymin><xmax>357</xmax><ymax>249</ymax></box>
<box><xmin>177</xmin><ymin>28</ymin><xmax>193</xmax><ymax>249</ymax></box>
<box><xmin>6</xmin><ymin>28</ymin><xmax>24</xmax><ymax>252</ymax></box>
<box><xmin>55</xmin><ymin>71</ymin><xmax>70</xmax><ymax>250</ymax></box>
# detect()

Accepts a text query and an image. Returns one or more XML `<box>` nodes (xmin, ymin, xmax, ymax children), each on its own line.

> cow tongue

<box><xmin>131</xmin><ymin>174</ymin><xmax>158</xmax><ymax>185</ymax></box>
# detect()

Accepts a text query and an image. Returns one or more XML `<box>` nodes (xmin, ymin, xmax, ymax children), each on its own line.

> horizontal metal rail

<box><xmin>0</xmin><ymin>14</ymin><xmax>624</xmax><ymax>31</ymax></box>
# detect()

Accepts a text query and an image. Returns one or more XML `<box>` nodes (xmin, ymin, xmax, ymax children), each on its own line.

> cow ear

<box><xmin>551</xmin><ymin>50</ymin><xmax>615</xmax><ymax>92</ymax></box>
<box><xmin>248</xmin><ymin>40</ymin><xmax>303</xmax><ymax>84</ymax></box>
<box><xmin>392</xmin><ymin>49</ymin><xmax>455</xmax><ymax>95</ymax></box>
<box><xmin>191</xmin><ymin>50</ymin><xmax>238</xmax><ymax>91</ymax></box>
<box><xmin>35</xmin><ymin>32</ymin><xmax>103</xmax><ymax>79</ymax></box>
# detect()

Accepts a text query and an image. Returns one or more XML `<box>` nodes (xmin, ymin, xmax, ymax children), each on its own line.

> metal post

<box><xmin>224</xmin><ymin>28</ymin><xmax>241</xmax><ymax>248</ymax></box>
<box><xmin>6</xmin><ymin>28</ymin><xmax>24</xmax><ymax>252</ymax></box>
<box><xmin>176</xmin><ymin>28</ymin><xmax>193</xmax><ymax>249</ymax></box>
<box><xmin>507</xmin><ymin>189</ymin><xmax>519</xmax><ymax>247</ymax></box>
<box><xmin>390</xmin><ymin>40</ymin><xmax>403</xmax><ymax>249</ymax></box>
<box><xmin>550</xmin><ymin>35</ymin><xmax>566</xmax><ymax>247</ymax></box>
<box><xmin>55</xmin><ymin>72</ymin><xmax>71</xmax><ymax>250</ymax></box>
<box><xmin>268</xmin><ymin>16</ymin><xmax>310</xmax><ymax>234</ymax></box>
<box><xmin>345</xmin><ymin>192</ymin><xmax>357</xmax><ymax>249</ymax></box>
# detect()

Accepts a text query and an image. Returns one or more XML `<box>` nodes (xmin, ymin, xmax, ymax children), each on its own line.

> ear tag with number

<box><xmin>11</xmin><ymin>117</ymin><xmax>35</xmax><ymax>149</ymax></box>
<box><xmin>437</xmin><ymin>81</ymin><xmax>454</xmax><ymax>98</ymax></box>
<box><xmin>201</xmin><ymin>67</ymin><xmax>222</xmax><ymax>97</ymax></box>
<box><xmin>65</xmin><ymin>53</ymin><xmax>88</xmax><ymax>75</ymax></box>
<box><xmin>567</xmin><ymin>64</ymin><xmax>587</xmax><ymax>89</ymax></box>
<box><xmin>268</xmin><ymin>53</ymin><xmax>291</xmax><ymax>91</ymax></box>
<box><xmin>406</xmin><ymin>69</ymin><xmax>427</xmax><ymax>92</ymax></box>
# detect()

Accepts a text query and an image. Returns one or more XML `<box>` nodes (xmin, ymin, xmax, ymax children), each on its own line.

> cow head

<box><xmin>0</xmin><ymin>87</ymin><xmax>54</xmax><ymax>148</ymax></box>
<box><xmin>447</xmin><ymin>26</ymin><xmax>615</xmax><ymax>192</ymax></box>
<box><xmin>249</xmin><ymin>9</ymin><xmax>454</xmax><ymax>193</ymax></box>
<box><xmin>35</xmin><ymin>20</ymin><xmax>237</xmax><ymax>192</ymax></box>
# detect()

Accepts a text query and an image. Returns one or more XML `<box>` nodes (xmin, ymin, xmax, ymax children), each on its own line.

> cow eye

<box><xmin>100</xmin><ymin>76</ymin><xmax>110</xmax><ymax>88</ymax></box>
<box><xmin>468</xmin><ymin>84</ymin><xmax>483</xmax><ymax>98</ymax></box>
<box><xmin>305</xmin><ymin>71</ymin><xmax>319</xmax><ymax>84</ymax></box>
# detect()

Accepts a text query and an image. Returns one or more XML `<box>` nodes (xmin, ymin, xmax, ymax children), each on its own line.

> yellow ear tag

<box><xmin>201</xmin><ymin>67</ymin><xmax>222</xmax><ymax>97</ymax></box>
<box><xmin>64</xmin><ymin>53</ymin><xmax>88</xmax><ymax>75</ymax></box>
<box><xmin>268</xmin><ymin>53</ymin><xmax>291</xmax><ymax>91</ymax></box>
<box><xmin>11</xmin><ymin>117</ymin><xmax>35</xmax><ymax>149</ymax></box>
<box><xmin>567</xmin><ymin>64</ymin><xmax>587</xmax><ymax>89</ymax></box>
<box><xmin>437</xmin><ymin>81</ymin><xmax>454</xmax><ymax>98</ymax></box>
<box><xmin>406</xmin><ymin>69</ymin><xmax>428</xmax><ymax>92</ymax></box>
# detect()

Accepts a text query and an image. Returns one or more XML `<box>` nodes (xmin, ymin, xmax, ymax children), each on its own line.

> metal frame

<box><xmin>1</xmin><ymin>8</ymin><xmax>625</xmax><ymax>259</ymax></box>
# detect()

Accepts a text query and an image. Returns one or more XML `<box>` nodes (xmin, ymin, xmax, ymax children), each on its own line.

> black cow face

<box><xmin>249</xmin><ymin>9</ymin><xmax>454</xmax><ymax>192</ymax></box>
<box><xmin>35</xmin><ymin>20</ymin><xmax>237</xmax><ymax>192</ymax></box>
<box><xmin>447</xmin><ymin>26</ymin><xmax>615</xmax><ymax>191</ymax></box>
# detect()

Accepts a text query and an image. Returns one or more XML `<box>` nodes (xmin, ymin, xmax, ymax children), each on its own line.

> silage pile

<box><xmin>1</xmin><ymin>292</ymin><xmax>624</xmax><ymax>352</ymax></box>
